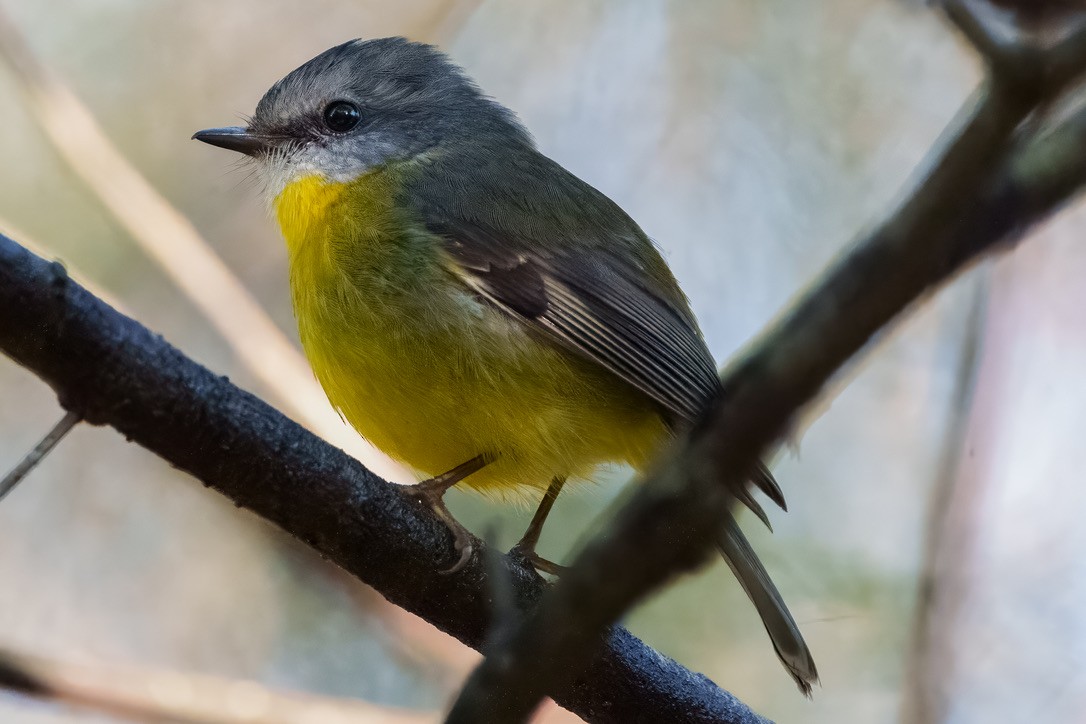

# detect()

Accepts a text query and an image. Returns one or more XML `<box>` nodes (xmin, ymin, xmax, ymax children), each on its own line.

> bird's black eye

<box><xmin>323</xmin><ymin>101</ymin><xmax>360</xmax><ymax>133</ymax></box>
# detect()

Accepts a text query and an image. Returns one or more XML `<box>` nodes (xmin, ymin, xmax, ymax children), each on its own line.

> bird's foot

<box><xmin>404</xmin><ymin>455</ymin><xmax>491</xmax><ymax>574</ymax></box>
<box><xmin>405</xmin><ymin>479</ymin><xmax>475</xmax><ymax>574</ymax></box>
<box><xmin>508</xmin><ymin>541</ymin><xmax>568</xmax><ymax>577</ymax></box>
<box><xmin>506</xmin><ymin>475</ymin><xmax>568</xmax><ymax>576</ymax></box>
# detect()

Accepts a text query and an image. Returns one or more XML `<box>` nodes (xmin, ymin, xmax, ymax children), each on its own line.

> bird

<box><xmin>193</xmin><ymin>36</ymin><xmax>817</xmax><ymax>693</ymax></box>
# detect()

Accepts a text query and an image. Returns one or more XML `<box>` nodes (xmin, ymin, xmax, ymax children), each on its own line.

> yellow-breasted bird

<box><xmin>194</xmin><ymin>37</ymin><xmax>817</xmax><ymax>693</ymax></box>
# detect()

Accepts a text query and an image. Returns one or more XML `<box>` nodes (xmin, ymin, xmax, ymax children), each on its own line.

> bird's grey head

<box><xmin>194</xmin><ymin>37</ymin><xmax>531</xmax><ymax>199</ymax></box>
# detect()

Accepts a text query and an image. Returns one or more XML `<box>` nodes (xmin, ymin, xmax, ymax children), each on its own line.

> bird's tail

<box><xmin>716</xmin><ymin>506</ymin><xmax>819</xmax><ymax>696</ymax></box>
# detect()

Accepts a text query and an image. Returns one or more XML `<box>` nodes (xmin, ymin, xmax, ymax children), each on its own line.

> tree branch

<box><xmin>444</xmin><ymin>8</ymin><xmax>1086</xmax><ymax>722</ymax></box>
<box><xmin>0</xmin><ymin>235</ymin><xmax>768</xmax><ymax>724</ymax></box>
<box><xmin>943</xmin><ymin>0</ymin><xmax>1026</xmax><ymax>74</ymax></box>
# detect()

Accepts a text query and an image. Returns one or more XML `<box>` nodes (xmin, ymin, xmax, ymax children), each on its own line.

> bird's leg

<box><xmin>404</xmin><ymin>454</ymin><xmax>492</xmax><ymax>574</ymax></box>
<box><xmin>510</xmin><ymin>476</ymin><xmax>567</xmax><ymax>576</ymax></box>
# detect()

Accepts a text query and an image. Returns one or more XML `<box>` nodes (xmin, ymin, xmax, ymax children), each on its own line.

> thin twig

<box><xmin>0</xmin><ymin>645</ymin><xmax>435</xmax><ymax>724</ymax></box>
<box><xmin>0</xmin><ymin>411</ymin><xmax>79</xmax><ymax>502</ymax></box>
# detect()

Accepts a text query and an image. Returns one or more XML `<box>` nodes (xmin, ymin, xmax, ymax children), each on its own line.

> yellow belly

<box><xmin>276</xmin><ymin>172</ymin><xmax>668</xmax><ymax>496</ymax></box>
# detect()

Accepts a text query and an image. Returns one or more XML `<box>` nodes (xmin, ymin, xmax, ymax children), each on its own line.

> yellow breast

<box><xmin>274</xmin><ymin>169</ymin><xmax>668</xmax><ymax>496</ymax></box>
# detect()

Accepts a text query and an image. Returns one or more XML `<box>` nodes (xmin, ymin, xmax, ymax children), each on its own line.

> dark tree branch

<box><xmin>942</xmin><ymin>0</ymin><xmax>1086</xmax><ymax>94</ymax></box>
<box><xmin>0</xmin><ymin>235</ymin><xmax>768</xmax><ymax>724</ymax></box>
<box><xmin>444</xmin><ymin>7</ymin><xmax>1086</xmax><ymax>722</ymax></box>
<box><xmin>943</xmin><ymin>0</ymin><xmax>1024</xmax><ymax>73</ymax></box>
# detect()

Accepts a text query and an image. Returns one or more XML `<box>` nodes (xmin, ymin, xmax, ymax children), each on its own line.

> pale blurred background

<box><xmin>1</xmin><ymin>1</ymin><xmax>1084</xmax><ymax>722</ymax></box>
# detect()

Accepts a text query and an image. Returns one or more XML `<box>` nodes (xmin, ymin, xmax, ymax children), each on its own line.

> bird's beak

<box><xmin>191</xmin><ymin>126</ymin><xmax>269</xmax><ymax>156</ymax></box>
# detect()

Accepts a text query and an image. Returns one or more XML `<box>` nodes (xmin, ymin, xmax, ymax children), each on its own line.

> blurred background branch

<box><xmin>899</xmin><ymin>275</ymin><xmax>989</xmax><ymax>724</ymax></box>
<box><xmin>0</xmin><ymin>644</ymin><xmax>435</xmax><ymax>724</ymax></box>
<box><xmin>443</xmin><ymin>2</ymin><xmax>1086</xmax><ymax>721</ymax></box>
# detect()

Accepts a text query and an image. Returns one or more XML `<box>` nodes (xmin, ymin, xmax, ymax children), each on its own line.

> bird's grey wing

<box><xmin>427</xmin><ymin>215</ymin><xmax>720</xmax><ymax>424</ymax></box>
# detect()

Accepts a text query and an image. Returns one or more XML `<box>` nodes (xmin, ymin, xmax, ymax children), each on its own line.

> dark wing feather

<box><xmin>433</xmin><ymin>218</ymin><xmax>719</xmax><ymax>423</ymax></box>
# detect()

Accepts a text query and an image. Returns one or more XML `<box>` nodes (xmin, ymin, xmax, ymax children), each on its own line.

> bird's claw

<box><xmin>509</xmin><ymin>542</ymin><xmax>566</xmax><ymax>577</ymax></box>
<box><xmin>405</xmin><ymin>479</ymin><xmax>477</xmax><ymax>574</ymax></box>
<box><xmin>440</xmin><ymin>536</ymin><xmax>474</xmax><ymax>575</ymax></box>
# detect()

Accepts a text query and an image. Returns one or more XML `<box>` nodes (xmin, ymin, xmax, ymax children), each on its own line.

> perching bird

<box><xmin>194</xmin><ymin>37</ymin><xmax>817</xmax><ymax>693</ymax></box>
